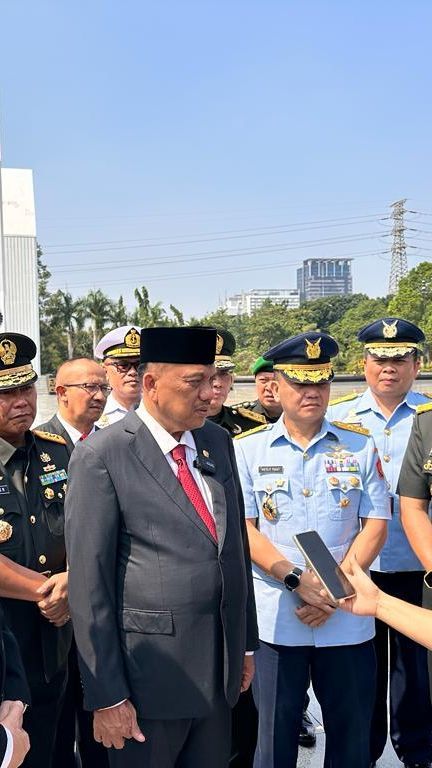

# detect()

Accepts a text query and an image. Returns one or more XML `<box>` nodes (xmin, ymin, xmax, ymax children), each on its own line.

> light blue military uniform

<box><xmin>235</xmin><ymin>417</ymin><xmax>390</xmax><ymax>647</ymax></box>
<box><xmin>328</xmin><ymin>388</ymin><xmax>430</xmax><ymax>571</ymax></box>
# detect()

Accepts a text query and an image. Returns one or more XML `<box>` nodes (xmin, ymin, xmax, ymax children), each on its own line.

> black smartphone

<box><xmin>293</xmin><ymin>530</ymin><xmax>356</xmax><ymax>601</ymax></box>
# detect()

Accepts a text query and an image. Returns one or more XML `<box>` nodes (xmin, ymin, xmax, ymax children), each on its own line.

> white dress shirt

<box><xmin>135</xmin><ymin>403</ymin><xmax>214</xmax><ymax>516</ymax></box>
<box><xmin>56</xmin><ymin>414</ymin><xmax>96</xmax><ymax>445</ymax></box>
<box><xmin>1</xmin><ymin>725</ymin><xmax>12</xmax><ymax>768</ymax></box>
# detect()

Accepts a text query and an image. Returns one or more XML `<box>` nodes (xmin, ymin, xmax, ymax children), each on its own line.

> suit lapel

<box><xmin>193</xmin><ymin>429</ymin><xmax>227</xmax><ymax>550</ymax></box>
<box><xmin>51</xmin><ymin>416</ymin><xmax>74</xmax><ymax>455</ymax></box>
<box><xmin>125</xmin><ymin>414</ymin><xmax>217</xmax><ymax>545</ymax></box>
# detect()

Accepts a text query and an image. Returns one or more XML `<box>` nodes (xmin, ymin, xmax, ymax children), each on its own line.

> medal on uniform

<box><xmin>0</xmin><ymin>520</ymin><xmax>12</xmax><ymax>541</ymax></box>
<box><xmin>262</xmin><ymin>495</ymin><xmax>278</xmax><ymax>521</ymax></box>
<box><xmin>423</xmin><ymin>459</ymin><xmax>432</xmax><ymax>472</ymax></box>
<box><xmin>44</xmin><ymin>487</ymin><xmax>55</xmax><ymax>500</ymax></box>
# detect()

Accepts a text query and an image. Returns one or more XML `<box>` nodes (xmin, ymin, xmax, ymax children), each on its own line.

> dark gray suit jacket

<box><xmin>65</xmin><ymin>411</ymin><xmax>258</xmax><ymax>719</ymax></box>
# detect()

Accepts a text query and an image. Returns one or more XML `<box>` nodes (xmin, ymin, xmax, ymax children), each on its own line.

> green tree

<box><xmin>388</xmin><ymin>262</ymin><xmax>432</xmax><ymax>360</ymax></box>
<box><xmin>85</xmin><ymin>290</ymin><xmax>115</xmax><ymax>354</ymax></box>
<box><xmin>131</xmin><ymin>286</ymin><xmax>184</xmax><ymax>328</ymax></box>
<box><xmin>111</xmin><ymin>295</ymin><xmax>129</xmax><ymax>327</ymax></box>
<box><xmin>329</xmin><ymin>296</ymin><xmax>390</xmax><ymax>371</ymax></box>
<box><xmin>45</xmin><ymin>290</ymin><xmax>86</xmax><ymax>360</ymax></box>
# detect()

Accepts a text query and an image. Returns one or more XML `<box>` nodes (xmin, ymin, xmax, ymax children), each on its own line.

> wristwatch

<box><xmin>283</xmin><ymin>567</ymin><xmax>303</xmax><ymax>592</ymax></box>
<box><xmin>424</xmin><ymin>570</ymin><xmax>432</xmax><ymax>589</ymax></box>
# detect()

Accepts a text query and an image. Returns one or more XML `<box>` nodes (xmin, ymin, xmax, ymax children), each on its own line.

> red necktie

<box><xmin>79</xmin><ymin>433</ymin><xmax>88</xmax><ymax>441</ymax></box>
<box><xmin>171</xmin><ymin>445</ymin><xmax>217</xmax><ymax>542</ymax></box>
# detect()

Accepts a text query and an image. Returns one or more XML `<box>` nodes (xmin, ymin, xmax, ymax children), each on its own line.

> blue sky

<box><xmin>1</xmin><ymin>0</ymin><xmax>431</xmax><ymax>317</ymax></box>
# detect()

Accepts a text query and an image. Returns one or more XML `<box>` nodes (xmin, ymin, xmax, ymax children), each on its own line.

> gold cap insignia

<box><xmin>0</xmin><ymin>339</ymin><xmax>17</xmax><ymax>366</ymax></box>
<box><xmin>0</xmin><ymin>520</ymin><xmax>12</xmax><ymax>542</ymax></box>
<box><xmin>382</xmin><ymin>319</ymin><xmax>398</xmax><ymax>339</ymax></box>
<box><xmin>124</xmin><ymin>327</ymin><xmax>140</xmax><ymax>349</ymax></box>
<box><xmin>44</xmin><ymin>487</ymin><xmax>55</xmax><ymax>500</ymax></box>
<box><xmin>305</xmin><ymin>337</ymin><xmax>321</xmax><ymax>360</ymax></box>
<box><xmin>216</xmin><ymin>334</ymin><xmax>224</xmax><ymax>355</ymax></box>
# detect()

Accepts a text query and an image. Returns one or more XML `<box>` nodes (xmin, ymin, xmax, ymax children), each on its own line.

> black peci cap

<box><xmin>140</xmin><ymin>326</ymin><xmax>217</xmax><ymax>365</ymax></box>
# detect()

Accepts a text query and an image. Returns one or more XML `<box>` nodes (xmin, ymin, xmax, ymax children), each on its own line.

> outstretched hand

<box><xmin>339</xmin><ymin>557</ymin><xmax>379</xmax><ymax>617</ymax></box>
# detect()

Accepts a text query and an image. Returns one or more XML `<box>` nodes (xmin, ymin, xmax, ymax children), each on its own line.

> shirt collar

<box><xmin>357</xmin><ymin>387</ymin><xmax>418</xmax><ymax>415</ymax></box>
<box><xmin>104</xmin><ymin>393</ymin><xmax>129</xmax><ymax>416</ymax></box>
<box><xmin>56</xmin><ymin>413</ymin><xmax>96</xmax><ymax>445</ymax></box>
<box><xmin>136</xmin><ymin>403</ymin><xmax>196</xmax><ymax>457</ymax></box>
<box><xmin>0</xmin><ymin>436</ymin><xmax>18</xmax><ymax>465</ymax></box>
<box><xmin>270</xmin><ymin>414</ymin><xmax>336</xmax><ymax>448</ymax></box>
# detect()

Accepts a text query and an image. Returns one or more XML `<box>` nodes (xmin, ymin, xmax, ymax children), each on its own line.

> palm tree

<box><xmin>85</xmin><ymin>290</ymin><xmax>115</xmax><ymax>354</ymax></box>
<box><xmin>46</xmin><ymin>290</ymin><xmax>85</xmax><ymax>359</ymax></box>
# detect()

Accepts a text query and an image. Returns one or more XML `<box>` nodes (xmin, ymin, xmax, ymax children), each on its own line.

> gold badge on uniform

<box><xmin>305</xmin><ymin>337</ymin><xmax>321</xmax><ymax>359</ymax></box>
<box><xmin>216</xmin><ymin>334</ymin><xmax>224</xmax><ymax>355</ymax></box>
<box><xmin>340</xmin><ymin>498</ymin><xmax>351</xmax><ymax>508</ymax></box>
<box><xmin>424</xmin><ymin>459</ymin><xmax>432</xmax><ymax>472</ymax></box>
<box><xmin>349</xmin><ymin>476</ymin><xmax>360</xmax><ymax>487</ymax></box>
<box><xmin>0</xmin><ymin>520</ymin><xmax>13</xmax><ymax>542</ymax></box>
<box><xmin>44</xmin><ymin>488</ymin><xmax>55</xmax><ymax>500</ymax></box>
<box><xmin>262</xmin><ymin>496</ymin><xmax>278</xmax><ymax>521</ymax></box>
<box><xmin>40</xmin><ymin>452</ymin><xmax>51</xmax><ymax>463</ymax></box>
<box><xmin>0</xmin><ymin>339</ymin><xmax>17</xmax><ymax>365</ymax></box>
<box><xmin>62</xmin><ymin>483</ymin><xmax>67</xmax><ymax>493</ymax></box>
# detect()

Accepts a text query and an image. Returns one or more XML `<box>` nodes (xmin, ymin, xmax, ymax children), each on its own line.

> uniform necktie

<box><xmin>79</xmin><ymin>433</ymin><xmax>88</xmax><ymax>441</ymax></box>
<box><xmin>171</xmin><ymin>445</ymin><xmax>217</xmax><ymax>541</ymax></box>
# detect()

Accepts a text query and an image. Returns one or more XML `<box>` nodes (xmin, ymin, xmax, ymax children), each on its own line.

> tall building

<box><xmin>0</xmin><ymin>168</ymin><xmax>40</xmax><ymax>370</ymax></box>
<box><xmin>297</xmin><ymin>258</ymin><xmax>352</xmax><ymax>303</ymax></box>
<box><xmin>223</xmin><ymin>288</ymin><xmax>300</xmax><ymax>316</ymax></box>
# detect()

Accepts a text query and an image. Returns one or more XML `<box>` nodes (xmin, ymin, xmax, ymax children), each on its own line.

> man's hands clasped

<box><xmin>37</xmin><ymin>572</ymin><xmax>70</xmax><ymax>627</ymax></box>
<box><xmin>294</xmin><ymin>569</ymin><xmax>337</xmax><ymax>627</ymax></box>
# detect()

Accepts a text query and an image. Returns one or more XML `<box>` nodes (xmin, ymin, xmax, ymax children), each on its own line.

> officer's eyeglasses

<box><xmin>63</xmin><ymin>383</ymin><xmax>112</xmax><ymax>396</ymax></box>
<box><xmin>105</xmin><ymin>361</ymin><xmax>140</xmax><ymax>374</ymax></box>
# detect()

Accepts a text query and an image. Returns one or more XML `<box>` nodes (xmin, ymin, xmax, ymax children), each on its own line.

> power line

<box><xmin>47</xmin><ymin>232</ymin><xmax>386</xmax><ymax>273</ymax></box>
<box><xmin>53</xmin><ymin>249</ymin><xmax>389</xmax><ymax>290</ymax></box>
<box><xmin>42</xmin><ymin>213</ymin><xmax>386</xmax><ymax>254</ymax></box>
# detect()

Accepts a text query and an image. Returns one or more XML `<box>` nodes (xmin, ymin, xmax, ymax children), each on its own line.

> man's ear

<box><xmin>269</xmin><ymin>378</ymin><xmax>280</xmax><ymax>403</ymax></box>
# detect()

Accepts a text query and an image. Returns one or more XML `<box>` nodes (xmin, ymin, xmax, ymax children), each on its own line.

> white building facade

<box><xmin>0</xmin><ymin>168</ymin><xmax>40</xmax><ymax>371</ymax></box>
<box><xmin>223</xmin><ymin>288</ymin><xmax>300</xmax><ymax>316</ymax></box>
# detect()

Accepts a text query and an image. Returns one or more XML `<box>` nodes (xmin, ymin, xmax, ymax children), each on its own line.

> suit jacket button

<box><xmin>38</xmin><ymin>555</ymin><xmax>47</xmax><ymax>565</ymax></box>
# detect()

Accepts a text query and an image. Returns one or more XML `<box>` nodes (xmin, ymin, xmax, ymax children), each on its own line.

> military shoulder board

<box><xmin>236</xmin><ymin>407</ymin><xmax>267</xmax><ymax>424</ymax></box>
<box><xmin>416</xmin><ymin>402</ymin><xmax>432</xmax><ymax>415</ymax></box>
<box><xmin>32</xmin><ymin>430</ymin><xmax>67</xmax><ymax>445</ymax></box>
<box><xmin>328</xmin><ymin>392</ymin><xmax>359</xmax><ymax>406</ymax></box>
<box><xmin>234</xmin><ymin>424</ymin><xmax>272</xmax><ymax>440</ymax></box>
<box><xmin>331</xmin><ymin>421</ymin><xmax>370</xmax><ymax>436</ymax></box>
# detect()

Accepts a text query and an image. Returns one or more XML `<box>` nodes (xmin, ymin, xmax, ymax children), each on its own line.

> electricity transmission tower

<box><xmin>388</xmin><ymin>199</ymin><xmax>408</xmax><ymax>294</ymax></box>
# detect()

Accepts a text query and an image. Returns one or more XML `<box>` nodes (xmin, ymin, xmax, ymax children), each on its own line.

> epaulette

<box><xmin>236</xmin><ymin>407</ymin><xmax>267</xmax><ymax>424</ymax></box>
<box><xmin>331</xmin><ymin>421</ymin><xmax>370</xmax><ymax>436</ymax></box>
<box><xmin>234</xmin><ymin>424</ymin><xmax>271</xmax><ymax>440</ymax></box>
<box><xmin>416</xmin><ymin>402</ymin><xmax>432</xmax><ymax>415</ymax></box>
<box><xmin>32</xmin><ymin>430</ymin><xmax>67</xmax><ymax>445</ymax></box>
<box><xmin>328</xmin><ymin>392</ymin><xmax>358</xmax><ymax>406</ymax></box>
<box><xmin>232</xmin><ymin>400</ymin><xmax>254</xmax><ymax>409</ymax></box>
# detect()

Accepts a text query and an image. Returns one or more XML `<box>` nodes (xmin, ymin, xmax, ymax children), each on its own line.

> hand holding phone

<box><xmin>293</xmin><ymin>530</ymin><xmax>356</xmax><ymax>602</ymax></box>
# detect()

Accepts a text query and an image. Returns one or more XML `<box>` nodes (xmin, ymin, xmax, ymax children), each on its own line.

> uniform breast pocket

<box><xmin>326</xmin><ymin>474</ymin><xmax>363</xmax><ymax>521</ymax></box>
<box><xmin>40</xmin><ymin>487</ymin><xmax>65</xmax><ymax>537</ymax></box>
<box><xmin>253</xmin><ymin>476</ymin><xmax>291</xmax><ymax>522</ymax></box>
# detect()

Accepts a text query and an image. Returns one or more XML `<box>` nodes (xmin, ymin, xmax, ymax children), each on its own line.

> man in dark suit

<box><xmin>38</xmin><ymin>358</ymin><xmax>110</xmax><ymax>451</ymax></box>
<box><xmin>0</xmin><ymin>606</ymin><xmax>30</xmax><ymax>768</ymax></box>
<box><xmin>65</xmin><ymin>326</ymin><xmax>258</xmax><ymax>768</ymax></box>
<box><xmin>37</xmin><ymin>357</ymin><xmax>110</xmax><ymax>768</ymax></box>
